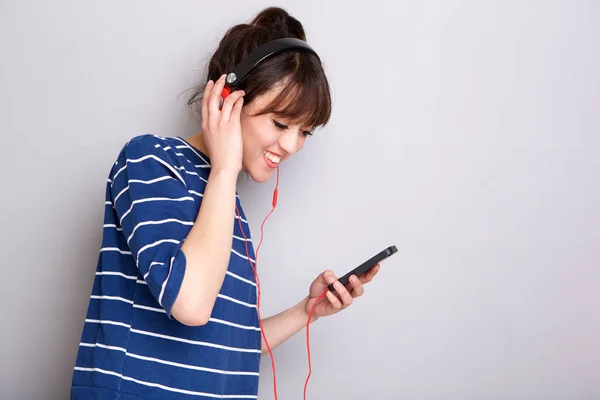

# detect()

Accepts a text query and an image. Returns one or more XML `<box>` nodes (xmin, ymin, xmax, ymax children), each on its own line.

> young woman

<box><xmin>71</xmin><ymin>6</ymin><xmax>380</xmax><ymax>400</ymax></box>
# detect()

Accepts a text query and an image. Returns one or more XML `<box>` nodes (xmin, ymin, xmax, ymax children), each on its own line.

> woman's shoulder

<box><xmin>114</xmin><ymin>133</ymin><xmax>211</xmax><ymax>181</ymax></box>
<box><xmin>107</xmin><ymin>134</ymin><xmax>184</xmax><ymax>180</ymax></box>
<box><xmin>116</xmin><ymin>134</ymin><xmax>183</xmax><ymax>164</ymax></box>
<box><xmin>123</xmin><ymin>133</ymin><xmax>172</xmax><ymax>152</ymax></box>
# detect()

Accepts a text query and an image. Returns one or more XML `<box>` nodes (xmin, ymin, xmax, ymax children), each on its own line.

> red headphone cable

<box><xmin>234</xmin><ymin>165</ymin><xmax>328</xmax><ymax>400</ymax></box>
<box><xmin>235</xmin><ymin>165</ymin><xmax>280</xmax><ymax>399</ymax></box>
<box><xmin>304</xmin><ymin>290</ymin><xmax>327</xmax><ymax>399</ymax></box>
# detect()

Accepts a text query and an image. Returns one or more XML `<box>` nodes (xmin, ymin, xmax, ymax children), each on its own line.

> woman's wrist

<box><xmin>300</xmin><ymin>295</ymin><xmax>320</xmax><ymax>324</ymax></box>
<box><xmin>208</xmin><ymin>166</ymin><xmax>239</xmax><ymax>182</ymax></box>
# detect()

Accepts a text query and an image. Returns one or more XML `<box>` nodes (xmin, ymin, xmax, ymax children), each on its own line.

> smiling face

<box><xmin>239</xmin><ymin>83</ymin><xmax>315</xmax><ymax>183</ymax></box>
<box><xmin>191</xmin><ymin>42</ymin><xmax>332</xmax><ymax>182</ymax></box>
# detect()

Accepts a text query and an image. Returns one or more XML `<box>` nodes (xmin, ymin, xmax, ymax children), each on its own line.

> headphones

<box><xmin>226</xmin><ymin>37</ymin><xmax>324</xmax><ymax>400</ymax></box>
<box><xmin>220</xmin><ymin>37</ymin><xmax>320</xmax><ymax>100</ymax></box>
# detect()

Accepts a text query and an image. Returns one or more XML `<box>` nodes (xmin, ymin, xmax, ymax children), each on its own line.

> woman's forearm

<box><xmin>259</xmin><ymin>296</ymin><xmax>319</xmax><ymax>355</ymax></box>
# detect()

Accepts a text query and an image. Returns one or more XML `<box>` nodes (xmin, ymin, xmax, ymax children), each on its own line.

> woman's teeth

<box><xmin>263</xmin><ymin>151</ymin><xmax>281</xmax><ymax>164</ymax></box>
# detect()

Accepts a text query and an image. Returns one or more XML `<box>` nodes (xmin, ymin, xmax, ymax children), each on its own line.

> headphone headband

<box><xmin>224</xmin><ymin>37</ymin><xmax>320</xmax><ymax>90</ymax></box>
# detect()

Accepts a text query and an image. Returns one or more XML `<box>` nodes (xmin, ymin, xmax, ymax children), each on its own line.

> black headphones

<box><xmin>221</xmin><ymin>37</ymin><xmax>320</xmax><ymax>99</ymax></box>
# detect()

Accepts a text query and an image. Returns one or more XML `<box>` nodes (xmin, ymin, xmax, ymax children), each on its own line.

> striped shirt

<box><xmin>71</xmin><ymin>134</ymin><xmax>261</xmax><ymax>400</ymax></box>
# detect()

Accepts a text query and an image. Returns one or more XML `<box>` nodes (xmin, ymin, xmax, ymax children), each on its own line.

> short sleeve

<box><xmin>110</xmin><ymin>136</ymin><xmax>197</xmax><ymax>318</ymax></box>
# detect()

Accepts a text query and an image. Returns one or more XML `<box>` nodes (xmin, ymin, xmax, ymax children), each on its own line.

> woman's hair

<box><xmin>187</xmin><ymin>7</ymin><xmax>332</xmax><ymax>130</ymax></box>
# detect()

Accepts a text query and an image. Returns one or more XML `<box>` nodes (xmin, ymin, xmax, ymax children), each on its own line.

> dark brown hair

<box><xmin>187</xmin><ymin>7</ymin><xmax>332</xmax><ymax>130</ymax></box>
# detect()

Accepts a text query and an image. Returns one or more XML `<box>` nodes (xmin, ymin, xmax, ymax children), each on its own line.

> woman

<box><xmin>71</xmin><ymin>6</ymin><xmax>380</xmax><ymax>400</ymax></box>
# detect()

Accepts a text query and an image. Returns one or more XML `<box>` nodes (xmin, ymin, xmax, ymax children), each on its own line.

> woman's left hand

<box><xmin>304</xmin><ymin>265</ymin><xmax>380</xmax><ymax>321</ymax></box>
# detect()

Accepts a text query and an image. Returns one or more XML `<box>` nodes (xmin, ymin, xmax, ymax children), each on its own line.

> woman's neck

<box><xmin>186</xmin><ymin>131</ymin><xmax>210</xmax><ymax>157</ymax></box>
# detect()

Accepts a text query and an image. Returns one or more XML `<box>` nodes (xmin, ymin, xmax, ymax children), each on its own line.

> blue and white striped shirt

<box><xmin>71</xmin><ymin>134</ymin><xmax>261</xmax><ymax>400</ymax></box>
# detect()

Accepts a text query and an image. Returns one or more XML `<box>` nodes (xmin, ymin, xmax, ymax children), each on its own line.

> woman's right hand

<box><xmin>201</xmin><ymin>74</ymin><xmax>246</xmax><ymax>174</ymax></box>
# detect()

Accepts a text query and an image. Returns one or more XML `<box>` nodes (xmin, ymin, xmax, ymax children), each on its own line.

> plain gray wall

<box><xmin>1</xmin><ymin>0</ymin><xmax>599</xmax><ymax>399</ymax></box>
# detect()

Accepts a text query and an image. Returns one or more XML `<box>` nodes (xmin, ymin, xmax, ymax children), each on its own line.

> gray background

<box><xmin>1</xmin><ymin>0</ymin><xmax>599</xmax><ymax>399</ymax></box>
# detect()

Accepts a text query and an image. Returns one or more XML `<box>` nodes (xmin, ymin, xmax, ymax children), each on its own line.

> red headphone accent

<box><xmin>221</xmin><ymin>86</ymin><xmax>232</xmax><ymax>101</ymax></box>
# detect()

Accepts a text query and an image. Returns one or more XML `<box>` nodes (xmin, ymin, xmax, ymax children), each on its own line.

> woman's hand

<box><xmin>304</xmin><ymin>265</ymin><xmax>381</xmax><ymax>321</ymax></box>
<box><xmin>201</xmin><ymin>74</ymin><xmax>246</xmax><ymax>174</ymax></box>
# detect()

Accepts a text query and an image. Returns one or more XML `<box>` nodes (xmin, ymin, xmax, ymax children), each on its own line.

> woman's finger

<box><xmin>359</xmin><ymin>264</ymin><xmax>380</xmax><ymax>284</ymax></box>
<box><xmin>209</xmin><ymin>74</ymin><xmax>227</xmax><ymax>116</ymax></box>
<box><xmin>220</xmin><ymin>90</ymin><xmax>245</xmax><ymax>122</ymax></box>
<box><xmin>325</xmin><ymin>290</ymin><xmax>342</xmax><ymax>311</ymax></box>
<box><xmin>230</xmin><ymin>94</ymin><xmax>244</xmax><ymax>124</ymax></box>
<box><xmin>322</xmin><ymin>270</ymin><xmax>337</xmax><ymax>286</ymax></box>
<box><xmin>349</xmin><ymin>275</ymin><xmax>364</xmax><ymax>298</ymax></box>
<box><xmin>333</xmin><ymin>280</ymin><xmax>353</xmax><ymax>309</ymax></box>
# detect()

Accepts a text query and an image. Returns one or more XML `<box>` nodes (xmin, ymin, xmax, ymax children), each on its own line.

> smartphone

<box><xmin>328</xmin><ymin>245</ymin><xmax>398</xmax><ymax>292</ymax></box>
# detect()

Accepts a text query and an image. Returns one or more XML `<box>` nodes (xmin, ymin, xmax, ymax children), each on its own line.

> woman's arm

<box><xmin>174</xmin><ymin>76</ymin><xmax>246</xmax><ymax>326</ymax></box>
<box><xmin>174</xmin><ymin>168</ymin><xmax>239</xmax><ymax>326</ymax></box>
<box><xmin>111</xmin><ymin>76</ymin><xmax>246</xmax><ymax>327</ymax></box>
<box><xmin>259</xmin><ymin>296</ymin><xmax>316</xmax><ymax>355</ymax></box>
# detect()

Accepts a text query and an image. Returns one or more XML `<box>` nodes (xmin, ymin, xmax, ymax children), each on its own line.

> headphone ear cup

<box><xmin>219</xmin><ymin>86</ymin><xmax>232</xmax><ymax>110</ymax></box>
<box><xmin>222</xmin><ymin>86</ymin><xmax>232</xmax><ymax>98</ymax></box>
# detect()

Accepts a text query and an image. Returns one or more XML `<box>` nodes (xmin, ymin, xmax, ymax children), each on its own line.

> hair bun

<box><xmin>250</xmin><ymin>7</ymin><xmax>306</xmax><ymax>40</ymax></box>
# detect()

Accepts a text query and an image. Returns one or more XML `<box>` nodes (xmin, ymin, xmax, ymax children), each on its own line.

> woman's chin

<box><xmin>243</xmin><ymin>162</ymin><xmax>276</xmax><ymax>183</ymax></box>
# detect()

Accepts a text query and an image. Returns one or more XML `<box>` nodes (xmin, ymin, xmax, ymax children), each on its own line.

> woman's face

<box><xmin>240</xmin><ymin>85</ymin><xmax>314</xmax><ymax>183</ymax></box>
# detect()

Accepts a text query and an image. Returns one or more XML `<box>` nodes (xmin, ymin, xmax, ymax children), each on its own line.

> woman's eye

<box><xmin>272</xmin><ymin>120</ymin><xmax>287</xmax><ymax>130</ymax></box>
<box><xmin>273</xmin><ymin>119</ymin><xmax>312</xmax><ymax>136</ymax></box>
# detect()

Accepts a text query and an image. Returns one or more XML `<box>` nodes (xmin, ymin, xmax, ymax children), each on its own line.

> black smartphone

<box><xmin>328</xmin><ymin>245</ymin><xmax>398</xmax><ymax>292</ymax></box>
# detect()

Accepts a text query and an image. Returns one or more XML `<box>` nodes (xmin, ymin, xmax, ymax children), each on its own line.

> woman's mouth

<box><xmin>263</xmin><ymin>150</ymin><xmax>281</xmax><ymax>168</ymax></box>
